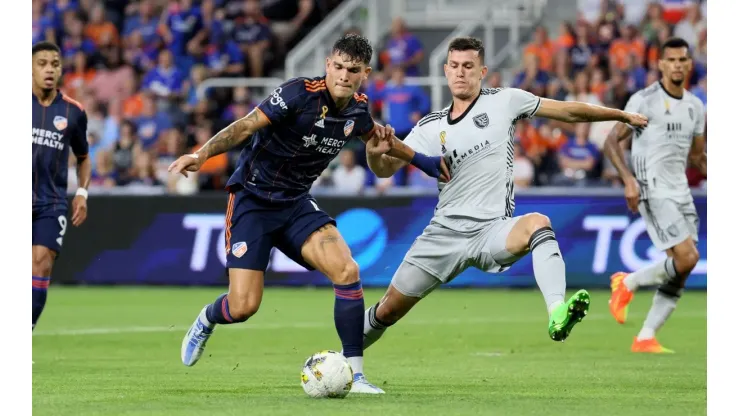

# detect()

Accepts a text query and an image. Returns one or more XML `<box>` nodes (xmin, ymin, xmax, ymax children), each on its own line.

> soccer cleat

<box><xmin>549</xmin><ymin>289</ymin><xmax>590</xmax><ymax>342</ymax></box>
<box><xmin>609</xmin><ymin>272</ymin><xmax>634</xmax><ymax>324</ymax></box>
<box><xmin>631</xmin><ymin>337</ymin><xmax>674</xmax><ymax>353</ymax></box>
<box><xmin>181</xmin><ymin>306</ymin><xmax>215</xmax><ymax>366</ymax></box>
<box><xmin>349</xmin><ymin>373</ymin><xmax>385</xmax><ymax>394</ymax></box>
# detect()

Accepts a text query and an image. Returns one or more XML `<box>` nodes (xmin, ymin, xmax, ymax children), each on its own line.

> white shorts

<box><xmin>639</xmin><ymin>197</ymin><xmax>699</xmax><ymax>251</ymax></box>
<box><xmin>394</xmin><ymin>216</ymin><xmax>524</xmax><ymax>297</ymax></box>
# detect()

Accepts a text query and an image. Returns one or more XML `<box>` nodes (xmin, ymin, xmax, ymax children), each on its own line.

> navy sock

<box><xmin>205</xmin><ymin>293</ymin><xmax>236</xmax><ymax>325</ymax></box>
<box><xmin>32</xmin><ymin>276</ymin><xmax>50</xmax><ymax>329</ymax></box>
<box><xmin>334</xmin><ymin>281</ymin><xmax>365</xmax><ymax>358</ymax></box>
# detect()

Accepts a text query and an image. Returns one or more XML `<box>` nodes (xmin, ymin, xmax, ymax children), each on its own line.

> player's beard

<box><xmin>670</xmin><ymin>76</ymin><xmax>684</xmax><ymax>87</ymax></box>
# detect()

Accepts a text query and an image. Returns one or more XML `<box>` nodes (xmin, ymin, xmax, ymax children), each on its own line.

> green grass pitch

<box><xmin>33</xmin><ymin>287</ymin><xmax>706</xmax><ymax>415</ymax></box>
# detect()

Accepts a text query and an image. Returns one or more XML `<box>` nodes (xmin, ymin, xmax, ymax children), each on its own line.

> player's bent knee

<box><xmin>675</xmin><ymin>246</ymin><xmax>700</xmax><ymax>274</ymax></box>
<box><xmin>330</xmin><ymin>260</ymin><xmax>360</xmax><ymax>286</ymax></box>
<box><xmin>524</xmin><ymin>213</ymin><xmax>552</xmax><ymax>235</ymax></box>
<box><xmin>226</xmin><ymin>295</ymin><xmax>261</xmax><ymax>322</ymax></box>
<box><xmin>32</xmin><ymin>246</ymin><xmax>55</xmax><ymax>277</ymax></box>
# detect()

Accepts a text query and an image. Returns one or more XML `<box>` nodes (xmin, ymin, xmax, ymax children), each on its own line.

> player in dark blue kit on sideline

<box><xmin>170</xmin><ymin>34</ymin><xmax>448</xmax><ymax>394</ymax></box>
<box><xmin>32</xmin><ymin>41</ymin><xmax>92</xmax><ymax>334</ymax></box>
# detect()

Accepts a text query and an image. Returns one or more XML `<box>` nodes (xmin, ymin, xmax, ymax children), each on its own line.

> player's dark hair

<box><xmin>660</xmin><ymin>37</ymin><xmax>690</xmax><ymax>57</ymax></box>
<box><xmin>32</xmin><ymin>41</ymin><xmax>61</xmax><ymax>56</ymax></box>
<box><xmin>331</xmin><ymin>33</ymin><xmax>373</xmax><ymax>65</ymax></box>
<box><xmin>448</xmin><ymin>37</ymin><xmax>485</xmax><ymax>63</ymax></box>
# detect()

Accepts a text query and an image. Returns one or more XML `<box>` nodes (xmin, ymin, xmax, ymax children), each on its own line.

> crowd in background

<box><xmin>32</xmin><ymin>0</ymin><xmax>708</xmax><ymax>194</ymax></box>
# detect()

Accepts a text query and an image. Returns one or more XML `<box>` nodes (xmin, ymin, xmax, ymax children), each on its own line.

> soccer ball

<box><xmin>300</xmin><ymin>350</ymin><xmax>353</xmax><ymax>398</ymax></box>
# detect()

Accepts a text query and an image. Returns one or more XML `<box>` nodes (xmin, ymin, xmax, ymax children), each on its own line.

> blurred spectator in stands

<box><xmin>590</xmin><ymin>67</ymin><xmax>608</xmax><ymax>101</ymax></box>
<box><xmin>640</xmin><ymin>2</ymin><xmax>669</xmax><ymax>44</ymax></box>
<box><xmin>135</xmin><ymin>94</ymin><xmax>173</xmax><ymax>151</ymax></box>
<box><xmin>332</xmin><ymin>150</ymin><xmax>366</xmax><ymax>194</ymax></box>
<box><xmin>63</xmin><ymin>51</ymin><xmax>96</xmax><ymax>100</ymax></box>
<box><xmin>366</xmin><ymin>66</ymin><xmax>430</xmax><ymax>140</ymax></box>
<box><xmin>222</xmin><ymin>87</ymin><xmax>258</xmax><ymax>124</ymax></box>
<box><xmin>91</xmin><ymin>150</ymin><xmax>117</xmax><ymax>189</ymax></box>
<box><xmin>127</xmin><ymin>150</ymin><xmax>164</xmax><ymax>189</ymax></box>
<box><xmin>486</xmin><ymin>71</ymin><xmax>503</xmax><ymax>88</ymax></box>
<box><xmin>577</xmin><ymin>0</ymin><xmax>604</xmax><ymax>25</ymax></box>
<box><xmin>124</xmin><ymin>30</ymin><xmax>159</xmax><ymax>73</ymax></box>
<box><xmin>524</xmin><ymin>26</ymin><xmax>555</xmax><ymax>71</ymax></box>
<box><xmin>33</xmin><ymin>0</ymin><xmax>56</xmax><ymax>44</ymax></box>
<box><xmin>693</xmin><ymin>27</ymin><xmax>707</xmax><ymax>70</ymax></box>
<box><xmin>61</xmin><ymin>12</ymin><xmax>97</xmax><ymax>63</ymax></box>
<box><xmin>674</xmin><ymin>1</ymin><xmax>705</xmax><ymax>49</ymax></box>
<box><xmin>691</xmin><ymin>76</ymin><xmax>707</xmax><ymax>107</ymax></box>
<box><xmin>233</xmin><ymin>0</ymin><xmax>272</xmax><ymax>77</ymax></box>
<box><xmin>617</xmin><ymin>0</ymin><xmax>650</xmax><ymax>26</ymax></box>
<box><xmin>262</xmin><ymin>0</ymin><xmax>321</xmax><ymax>53</ymax></box>
<box><xmin>381</xmin><ymin>17</ymin><xmax>424</xmax><ymax>77</ymax></box>
<box><xmin>161</xmin><ymin>0</ymin><xmax>207</xmax><ymax>62</ymax></box>
<box><xmin>123</xmin><ymin>0</ymin><xmax>160</xmax><ymax>48</ymax></box>
<box><xmin>183</xmin><ymin>64</ymin><xmax>209</xmax><ymax>113</ymax></box>
<box><xmin>85</xmin><ymin>2</ymin><xmax>119</xmax><ymax>48</ymax></box>
<box><xmin>142</xmin><ymin>49</ymin><xmax>186</xmax><ymax>103</ymax></box>
<box><xmin>555</xmin><ymin>123</ymin><xmax>601</xmax><ymax>185</ymax></box>
<box><xmin>646</xmin><ymin>24</ymin><xmax>672</xmax><ymax>71</ymax></box>
<box><xmin>204</xmin><ymin>30</ymin><xmax>246</xmax><ymax>78</ymax></box>
<box><xmin>609</xmin><ymin>24</ymin><xmax>645</xmax><ymax>71</ymax></box>
<box><xmin>89</xmin><ymin>50</ymin><xmax>135</xmax><ymax>105</ymax></box>
<box><xmin>604</xmin><ymin>69</ymin><xmax>632</xmax><ymax>110</ymax></box>
<box><xmin>555</xmin><ymin>22</ymin><xmax>576</xmax><ymax>50</ymax></box>
<box><xmin>112</xmin><ymin>120</ymin><xmax>139</xmax><ymax>185</ymax></box>
<box><xmin>567</xmin><ymin>71</ymin><xmax>604</xmax><ymax>107</ymax></box>
<box><xmin>625</xmin><ymin>52</ymin><xmax>647</xmax><ymax>92</ymax></box>
<box><xmin>101</xmin><ymin>99</ymin><xmax>123</xmax><ymax>149</ymax></box>
<box><xmin>570</xmin><ymin>22</ymin><xmax>594</xmax><ymax>74</ymax></box>
<box><xmin>513</xmin><ymin>141</ymin><xmax>535</xmax><ymax>189</ymax></box>
<box><xmin>513</xmin><ymin>54</ymin><xmax>550</xmax><ymax>97</ymax></box>
<box><xmin>122</xmin><ymin>75</ymin><xmax>145</xmax><ymax>119</ymax></box>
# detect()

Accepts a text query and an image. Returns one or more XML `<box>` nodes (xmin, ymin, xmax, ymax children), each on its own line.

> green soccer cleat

<box><xmin>548</xmin><ymin>289</ymin><xmax>590</xmax><ymax>342</ymax></box>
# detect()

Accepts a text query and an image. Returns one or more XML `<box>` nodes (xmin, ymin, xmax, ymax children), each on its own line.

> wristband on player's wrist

<box><xmin>410</xmin><ymin>152</ymin><xmax>441</xmax><ymax>178</ymax></box>
<box><xmin>76</xmin><ymin>188</ymin><xmax>88</xmax><ymax>199</ymax></box>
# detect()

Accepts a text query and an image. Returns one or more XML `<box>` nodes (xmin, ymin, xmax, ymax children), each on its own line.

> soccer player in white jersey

<box><xmin>360</xmin><ymin>37</ymin><xmax>648</xmax><ymax>352</ymax></box>
<box><xmin>603</xmin><ymin>37</ymin><xmax>706</xmax><ymax>353</ymax></box>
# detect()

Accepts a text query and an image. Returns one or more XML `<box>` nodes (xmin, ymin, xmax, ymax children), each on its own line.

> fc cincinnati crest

<box><xmin>232</xmin><ymin>242</ymin><xmax>248</xmax><ymax>258</ymax></box>
<box><xmin>53</xmin><ymin>116</ymin><xmax>68</xmax><ymax>131</ymax></box>
<box><xmin>343</xmin><ymin>120</ymin><xmax>355</xmax><ymax>136</ymax></box>
<box><xmin>473</xmin><ymin>113</ymin><xmax>489</xmax><ymax>129</ymax></box>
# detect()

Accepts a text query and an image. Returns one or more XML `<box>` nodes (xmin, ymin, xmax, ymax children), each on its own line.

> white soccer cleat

<box><xmin>349</xmin><ymin>373</ymin><xmax>385</xmax><ymax>394</ymax></box>
<box><xmin>181</xmin><ymin>306</ymin><xmax>215</xmax><ymax>366</ymax></box>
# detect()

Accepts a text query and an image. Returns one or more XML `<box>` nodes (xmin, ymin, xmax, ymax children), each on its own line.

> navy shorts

<box><xmin>224</xmin><ymin>189</ymin><xmax>335</xmax><ymax>271</ymax></box>
<box><xmin>32</xmin><ymin>208</ymin><xmax>68</xmax><ymax>254</ymax></box>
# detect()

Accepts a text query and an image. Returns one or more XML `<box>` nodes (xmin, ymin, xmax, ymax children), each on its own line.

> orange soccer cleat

<box><xmin>608</xmin><ymin>272</ymin><xmax>634</xmax><ymax>324</ymax></box>
<box><xmin>631</xmin><ymin>337</ymin><xmax>675</xmax><ymax>353</ymax></box>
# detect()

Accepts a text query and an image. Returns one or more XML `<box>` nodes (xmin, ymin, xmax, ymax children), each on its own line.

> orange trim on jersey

<box><xmin>61</xmin><ymin>94</ymin><xmax>84</xmax><ymax>111</ymax></box>
<box><xmin>255</xmin><ymin>107</ymin><xmax>271</xmax><ymax>124</ymax></box>
<box><xmin>354</xmin><ymin>92</ymin><xmax>368</xmax><ymax>103</ymax></box>
<box><xmin>305</xmin><ymin>79</ymin><xmax>327</xmax><ymax>92</ymax></box>
<box><xmin>224</xmin><ymin>193</ymin><xmax>235</xmax><ymax>253</ymax></box>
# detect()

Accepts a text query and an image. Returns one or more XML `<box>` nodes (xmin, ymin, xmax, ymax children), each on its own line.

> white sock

<box><xmin>363</xmin><ymin>304</ymin><xmax>389</xmax><ymax>350</ymax></box>
<box><xmin>548</xmin><ymin>300</ymin><xmax>564</xmax><ymax>317</ymax></box>
<box><xmin>348</xmin><ymin>356</ymin><xmax>363</xmax><ymax>376</ymax></box>
<box><xmin>624</xmin><ymin>258</ymin><xmax>677</xmax><ymax>292</ymax></box>
<box><xmin>199</xmin><ymin>307</ymin><xmax>215</xmax><ymax>328</ymax></box>
<box><xmin>530</xmin><ymin>228</ymin><xmax>566</xmax><ymax>314</ymax></box>
<box><xmin>637</xmin><ymin>291</ymin><xmax>678</xmax><ymax>341</ymax></box>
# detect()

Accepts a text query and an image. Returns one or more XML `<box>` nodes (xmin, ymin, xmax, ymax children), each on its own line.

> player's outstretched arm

<box><xmin>361</xmin><ymin>123</ymin><xmax>450</xmax><ymax>181</ymax></box>
<box><xmin>689</xmin><ymin>135</ymin><xmax>707</xmax><ymax>177</ymax></box>
<box><xmin>535</xmin><ymin>98</ymin><xmax>648</xmax><ymax>127</ymax></box>
<box><xmin>604</xmin><ymin>122</ymin><xmax>640</xmax><ymax>213</ymax></box>
<box><xmin>168</xmin><ymin>108</ymin><xmax>269</xmax><ymax>177</ymax></box>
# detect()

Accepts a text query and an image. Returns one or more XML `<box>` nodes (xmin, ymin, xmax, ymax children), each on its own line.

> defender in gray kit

<box><xmin>361</xmin><ymin>37</ymin><xmax>647</xmax><ymax>354</ymax></box>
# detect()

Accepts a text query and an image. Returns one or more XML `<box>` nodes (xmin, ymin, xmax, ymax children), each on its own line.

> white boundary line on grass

<box><xmin>32</xmin><ymin>312</ymin><xmax>707</xmax><ymax>337</ymax></box>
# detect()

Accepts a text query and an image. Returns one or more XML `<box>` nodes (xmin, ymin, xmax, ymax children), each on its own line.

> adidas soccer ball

<box><xmin>300</xmin><ymin>350</ymin><xmax>353</xmax><ymax>398</ymax></box>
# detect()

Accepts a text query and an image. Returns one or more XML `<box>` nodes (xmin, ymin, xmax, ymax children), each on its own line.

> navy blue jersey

<box><xmin>32</xmin><ymin>91</ymin><xmax>89</xmax><ymax>210</ymax></box>
<box><xmin>226</xmin><ymin>76</ymin><xmax>376</xmax><ymax>202</ymax></box>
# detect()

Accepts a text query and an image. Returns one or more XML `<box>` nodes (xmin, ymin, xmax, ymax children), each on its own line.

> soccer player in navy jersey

<box><xmin>32</xmin><ymin>41</ymin><xmax>91</xmax><ymax>332</ymax></box>
<box><xmin>170</xmin><ymin>34</ymin><xmax>447</xmax><ymax>394</ymax></box>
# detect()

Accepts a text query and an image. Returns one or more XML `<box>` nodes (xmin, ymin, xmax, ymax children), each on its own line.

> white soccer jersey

<box><xmin>626</xmin><ymin>81</ymin><xmax>705</xmax><ymax>201</ymax></box>
<box><xmin>404</xmin><ymin>88</ymin><xmax>540</xmax><ymax>231</ymax></box>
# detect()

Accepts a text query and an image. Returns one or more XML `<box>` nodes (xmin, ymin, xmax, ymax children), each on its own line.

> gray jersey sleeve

<box><xmin>507</xmin><ymin>88</ymin><xmax>542</xmax><ymax>120</ymax></box>
<box><xmin>692</xmin><ymin>99</ymin><xmax>706</xmax><ymax>136</ymax></box>
<box><xmin>403</xmin><ymin>120</ymin><xmax>442</xmax><ymax>156</ymax></box>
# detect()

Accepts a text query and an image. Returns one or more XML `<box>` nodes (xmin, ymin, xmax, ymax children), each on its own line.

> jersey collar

<box><xmin>447</xmin><ymin>89</ymin><xmax>482</xmax><ymax>125</ymax></box>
